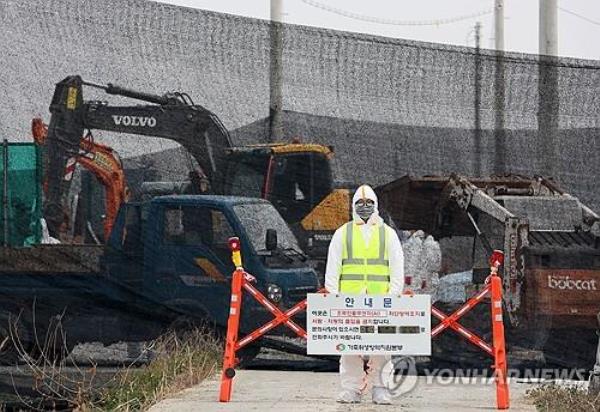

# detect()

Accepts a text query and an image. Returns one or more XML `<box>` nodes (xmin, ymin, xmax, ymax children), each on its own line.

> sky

<box><xmin>155</xmin><ymin>0</ymin><xmax>600</xmax><ymax>60</ymax></box>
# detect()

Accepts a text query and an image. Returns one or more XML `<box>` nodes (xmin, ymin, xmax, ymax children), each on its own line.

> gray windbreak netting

<box><xmin>0</xmin><ymin>0</ymin><xmax>599</xmax><ymax>382</ymax></box>
<box><xmin>1</xmin><ymin>0</ymin><xmax>599</xmax><ymax>207</ymax></box>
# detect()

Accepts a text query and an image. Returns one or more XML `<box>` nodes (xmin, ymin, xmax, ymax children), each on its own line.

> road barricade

<box><xmin>218</xmin><ymin>238</ymin><xmax>509</xmax><ymax>410</ymax></box>
<box><xmin>430</xmin><ymin>250</ymin><xmax>509</xmax><ymax>409</ymax></box>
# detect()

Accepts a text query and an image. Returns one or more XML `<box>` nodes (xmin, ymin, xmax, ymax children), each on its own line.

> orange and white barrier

<box><xmin>218</xmin><ymin>239</ymin><xmax>510</xmax><ymax>410</ymax></box>
<box><xmin>430</xmin><ymin>249</ymin><xmax>509</xmax><ymax>409</ymax></box>
<box><xmin>219</xmin><ymin>237</ymin><xmax>323</xmax><ymax>402</ymax></box>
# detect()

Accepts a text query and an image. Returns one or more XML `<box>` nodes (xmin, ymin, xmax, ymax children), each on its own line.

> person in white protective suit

<box><xmin>324</xmin><ymin>184</ymin><xmax>405</xmax><ymax>404</ymax></box>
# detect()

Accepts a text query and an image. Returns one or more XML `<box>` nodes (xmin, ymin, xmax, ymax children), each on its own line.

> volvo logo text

<box><xmin>112</xmin><ymin>115</ymin><xmax>156</xmax><ymax>127</ymax></box>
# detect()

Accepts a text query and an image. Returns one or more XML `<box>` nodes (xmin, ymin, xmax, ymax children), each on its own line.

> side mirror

<box><xmin>266</xmin><ymin>229</ymin><xmax>278</xmax><ymax>251</ymax></box>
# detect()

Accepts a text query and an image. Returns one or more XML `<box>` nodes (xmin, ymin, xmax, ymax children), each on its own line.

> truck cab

<box><xmin>102</xmin><ymin>195</ymin><xmax>320</xmax><ymax>334</ymax></box>
<box><xmin>222</xmin><ymin>143</ymin><xmax>350</xmax><ymax>276</ymax></box>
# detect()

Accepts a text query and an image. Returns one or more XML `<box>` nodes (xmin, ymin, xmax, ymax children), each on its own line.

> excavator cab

<box><xmin>267</xmin><ymin>148</ymin><xmax>333</xmax><ymax>224</ymax></box>
<box><xmin>223</xmin><ymin>143</ymin><xmax>348</xmax><ymax>276</ymax></box>
<box><xmin>224</xmin><ymin>143</ymin><xmax>334</xmax><ymax>226</ymax></box>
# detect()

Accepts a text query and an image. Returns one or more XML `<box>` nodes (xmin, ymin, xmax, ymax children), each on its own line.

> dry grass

<box><xmin>11</xmin><ymin>316</ymin><xmax>222</xmax><ymax>411</ymax></box>
<box><xmin>96</xmin><ymin>329</ymin><xmax>222</xmax><ymax>411</ymax></box>
<box><xmin>527</xmin><ymin>384</ymin><xmax>600</xmax><ymax>412</ymax></box>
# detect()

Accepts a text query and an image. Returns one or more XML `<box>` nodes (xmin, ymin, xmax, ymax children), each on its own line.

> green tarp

<box><xmin>0</xmin><ymin>142</ymin><xmax>42</xmax><ymax>247</ymax></box>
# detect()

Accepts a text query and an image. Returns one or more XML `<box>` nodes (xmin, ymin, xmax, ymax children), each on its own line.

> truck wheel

<box><xmin>0</xmin><ymin>311</ymin><xmax>33</xmax><ymax>365</ymax></box>
<box><xmin>236</xmin><ymin>343</ymin><xmax>261</xmax><ymax>367</ymax></box>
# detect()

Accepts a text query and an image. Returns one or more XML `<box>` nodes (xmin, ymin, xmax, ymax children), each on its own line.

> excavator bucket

<box><xmin>376</xmin><ymin>175</ymin><xmax>475</xmax><ymax>238</ymax></box>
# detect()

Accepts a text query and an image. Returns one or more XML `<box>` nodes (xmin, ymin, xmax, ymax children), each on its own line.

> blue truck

<box><xmin>0</xmin><ymin>195</ymin><xmax>319</xmax><ymax>363</ymax></box>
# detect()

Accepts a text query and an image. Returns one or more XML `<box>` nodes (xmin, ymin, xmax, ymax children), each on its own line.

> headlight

<box><xmin>267</xmin><ymin>284</ymin><xmax>283</xmax><ymax>303</ymax></box>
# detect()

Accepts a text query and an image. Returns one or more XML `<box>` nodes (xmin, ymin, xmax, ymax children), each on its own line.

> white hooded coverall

<box><xmin>324</xmin><ymin>185</ymin><xmax>405</xmax><ymax>393</ymax></box>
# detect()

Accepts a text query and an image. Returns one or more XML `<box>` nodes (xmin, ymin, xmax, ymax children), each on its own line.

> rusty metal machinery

<box><xmin>377</xmin><ymin>174</ymin><xmax>600</xmax><ymax>328</ymax></box>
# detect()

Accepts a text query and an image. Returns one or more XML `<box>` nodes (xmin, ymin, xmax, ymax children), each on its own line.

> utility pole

<box><xmin>473</xmin><ymin>22</ymin><xmax>482</xmax><ymax>177</ymax></box>
<box><xmin>269</xmin><ymin>0</ymin><xmax>284</xmax><ymax>142</ymax></box>
<box><xmin>494</xmin><ymin>0</ymin><xmax>504</xmax><ymax>51</ymax></box>
<box><xmin>538</xmin><ymin>0</ymin><xmax>558</xmax><ymax>177</ymax></box>
<box><xmin>493</xmin><ymin>0</ymin><xmax>505</xmax><ymax>174</ymax></box>
<box><xmin>539</xmin><ymin>0</ymin><xmax>558</xmax><ymax>56</ymax></box>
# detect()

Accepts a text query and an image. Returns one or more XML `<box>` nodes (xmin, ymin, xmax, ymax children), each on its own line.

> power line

<box><xmin>559</xmin><ymin>6</ymin><xmax>600</xmax><ymax>27</ymax></box>
<box><xmin>300</xmin><ymin>0</ymin><xmax>492</xmax><ymax>27</ymax></box>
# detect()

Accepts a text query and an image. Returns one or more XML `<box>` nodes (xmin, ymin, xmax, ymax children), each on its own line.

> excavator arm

<box><xmin>44</xmin><ymin>75</ymin><xmax>232</xmax><ymax>236</ymax></box>
<box><xmin>442</xmin><ymin>174</ymin><xmax>529</xmax><ymax>321</ymax></box>
<box><xmin>33</xmin><ymin>118</ymin><xmax>128</xmax><ymax>240</ymax></box>
<box><xmin>377</xmin><ymin>174</ymin><xmax>529</xmax><ymax>323</ymax></box>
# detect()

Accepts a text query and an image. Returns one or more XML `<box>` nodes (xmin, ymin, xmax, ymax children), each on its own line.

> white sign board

<box><xmin>307</xmin><ymin>294</ymin><xmax>431</xmax><ymax>355</ymax></box>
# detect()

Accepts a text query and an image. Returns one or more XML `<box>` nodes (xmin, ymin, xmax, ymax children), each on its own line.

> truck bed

<box><xmin>0</xmin><ymin>245</ymin><xmax>103</xmax><ymax>273</ymax></box>
<box><xmin>0</xmin><ymin>245</ymin><xmax>186</xmax><ymax>350</ymax></box>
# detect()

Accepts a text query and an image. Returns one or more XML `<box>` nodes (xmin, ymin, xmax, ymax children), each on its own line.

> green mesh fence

<box><xmin>0</xmin><ymin>142</ymin><xmax>42</xmax><ymax>247</ymax></box>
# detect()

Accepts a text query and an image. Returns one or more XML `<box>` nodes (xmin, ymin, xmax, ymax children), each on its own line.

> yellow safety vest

<box><xmin>339</xmin><ymin>221</ymin><xmax>391</xmax><ymax>295</ymax></box>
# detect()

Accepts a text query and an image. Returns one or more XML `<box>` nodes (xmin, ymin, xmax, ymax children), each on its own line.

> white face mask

<box><xmin>355</xmin><ymin>200</ymin><xmax>375</xmax><ymax>222</ymax></box>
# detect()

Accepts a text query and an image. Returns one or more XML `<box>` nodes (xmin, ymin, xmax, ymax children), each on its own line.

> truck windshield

<box><xmin>233</xmin><ymin>203</ymin><xmax>302</xmax><ymax>253</ymax></box>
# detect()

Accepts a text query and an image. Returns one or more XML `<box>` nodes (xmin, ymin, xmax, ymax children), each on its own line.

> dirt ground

<box><xmin>149</xmin><ymin>370</ymin><xmax>538</xmax><ymax>412</ymax></box>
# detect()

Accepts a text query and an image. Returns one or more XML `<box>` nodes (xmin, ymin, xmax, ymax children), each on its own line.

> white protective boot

<box><xmin>368</xmin><ymin>355</ymin><xmax>393</xmax><ymax>405</ymax></box>
<box><xmin>337</xmin><ymin>390</ymin><xmax>362</xmax><ymax>403</ymax></box>
<box><xmin>337</xmin><ymin>355</ymin><xmax>364</xmax><ymax>403</ymax></box>
<box><xmin>372</xmin><ymin>386</ymin><xmax>393</xmax><ymax>405</ymax></box>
